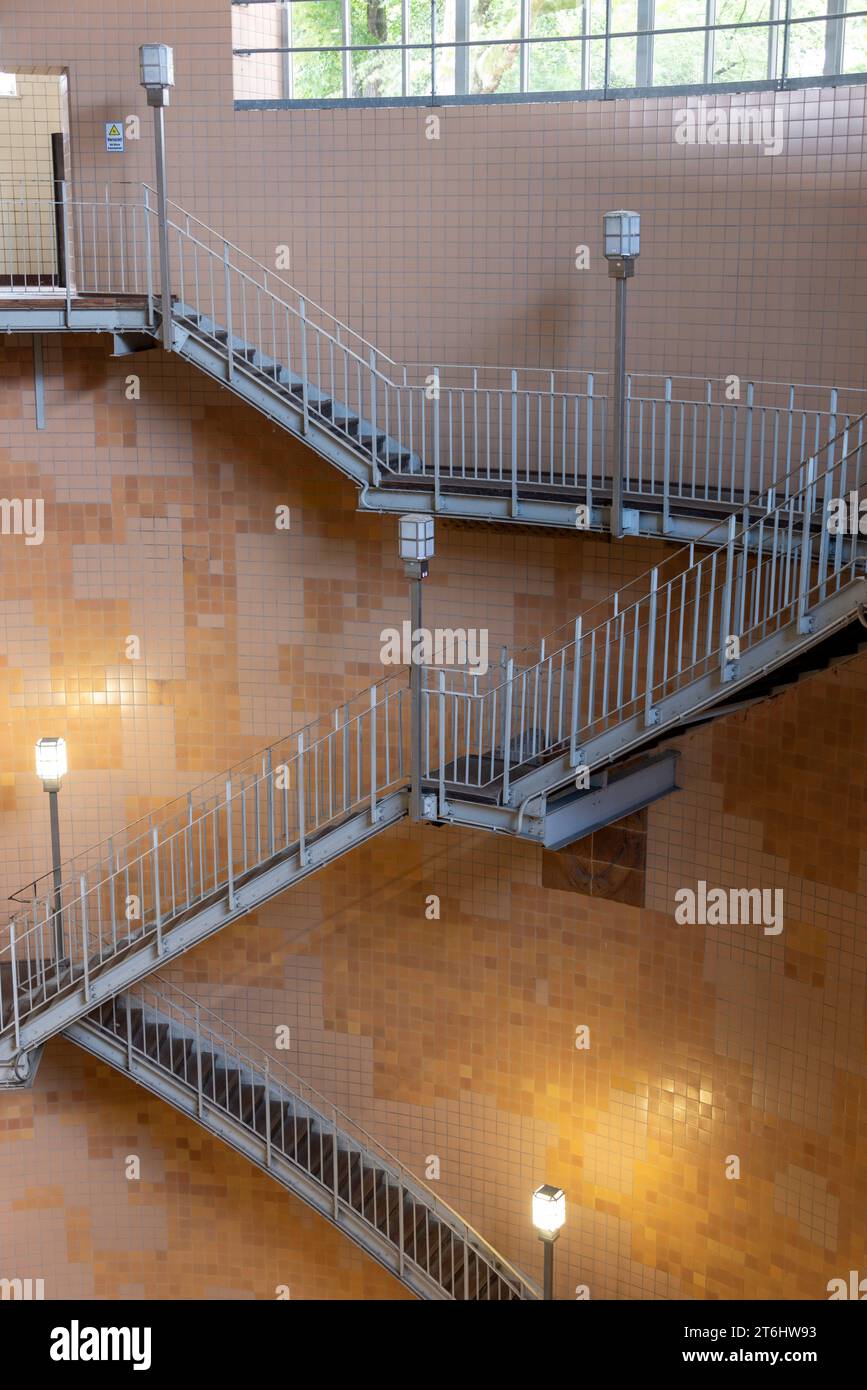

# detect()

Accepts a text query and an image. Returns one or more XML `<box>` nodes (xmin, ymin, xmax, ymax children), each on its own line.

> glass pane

<box><xmin>786</xmin><ymin>1</ymin><xmax>831</xmax><ymax>78</ymax></box>
<box><xmin>529</xmin><ymin>38</ymin><xmax>585</xmax><ymax>91</ymax></box>
<box><xmin>592</xmin><ymin>0</ymin><xmax>637</xmax><ymax>89</ymax></box>
<box><xmin>349</xmin><ymin>0</ymin><xmax>403</xmax><ymax>96</ymax></box>
<box><xmin>529</xmin><ymin>1</ymin><xmax>586</xmax><ymax>92</ymax></box>
<box><xmin>844</xmin><ymin>0</ymin><xmax>867</xmax><ymax>74</ymax></box>
<box><xmin>470</xmin><ymin>0</ymin><xmax>522</xmax><ymax>94</ymax></box>
<box><xmin>292</xmin><ymin>1</ymin><xmax>344</xmax><ymax>99</ymax></box>
<box><xmin>713</xmin><ymin>0</ymin><xmax>772</xmax><ymax>84</ymax></box>
<box><xmin>653</xmin><ymin>0</ymin><xmax>706</xmax><ymax>86</ymax></box>
<box><xmin>408</xmin><ymin>0</ymin><xmax>456</xmax><ymax>94</ymax></box>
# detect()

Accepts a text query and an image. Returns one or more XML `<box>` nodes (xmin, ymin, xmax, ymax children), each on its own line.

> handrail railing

<box><xmin>0</xmin><ymin>675</ymin><xmax>409</xmax><ymax>1047</ymax></box>
<box><xmin>3</xmin><ymin>187</ymin><xmax>864</xmax><ymax>520</ymax></box>
<box><xmin>423</xmin><ymin>413</ymin><xmax>867</xmax><ymax>795</ymax></box>
<box><xmin>9</xmin><ymin>671</ymin><xmax>408</xmax><ymax>909</ymax></box>
<box><xmin>81</xmin><ymin>975</ymin><xmax>538</xmax><ymax>1299</ymax></box>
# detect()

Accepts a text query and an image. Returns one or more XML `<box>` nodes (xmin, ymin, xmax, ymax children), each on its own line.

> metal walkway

<box><xmin>64</xmin><ymin>977</ymin><xmax>536</xmax><ymax>1300</ymax></box>
<box><xmin>1</xmin><ymin>186</ymin><xmax>862</xmax><ymax>541</ymax></box>
<box><xmin>1</xmin><ymin>416</ymin><xmax>864</xmax><ymax>1079</ymax></box>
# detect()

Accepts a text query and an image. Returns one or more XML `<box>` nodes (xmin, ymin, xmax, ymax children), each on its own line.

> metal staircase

<box><xmin>1</xmin><ymin>186</ymin><xmax>861</xmax><ymax>541</ymax></box>
<box><xmin>1</xmin><ymin>416</ymin><xmax>865</xmax><ymax>1083</ymax></box>
<box><xmin>63</xmin><ymin>977</ymin><xmax>535</xmax><ymax>1300</ymax></box>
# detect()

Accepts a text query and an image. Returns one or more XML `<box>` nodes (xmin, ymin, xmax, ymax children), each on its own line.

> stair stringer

<box><xmin>64</xmin><ymin>985</ymin><xmax>539</xmax><ymax>1301</ymax></box>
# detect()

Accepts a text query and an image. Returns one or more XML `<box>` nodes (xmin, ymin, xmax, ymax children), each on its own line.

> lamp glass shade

<box><xmin>399</xmin><ymin>513</ymin><xmax>435</xmax><ymax>562</ymax></box>
<box><xmin>35</xmin><ymin>737</ymin><xmax>67</xmax><ymax>784</ymax></box>
<box><xmin>532</xmin><ymin>1184</ymin><xmax>566</xmax><ymax>1234</ymax></box>
<box><xmin>139</xmin><ymin>43</ymin><xmax>175</xmax><ymax>88</ymax></box>
<box><xmin>603</xmin><ymin>210</ymin><xmax>640</xmax><ymax>259</ymax></box>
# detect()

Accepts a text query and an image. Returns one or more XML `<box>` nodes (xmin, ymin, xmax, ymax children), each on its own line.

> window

<box><xmin>231</xmin><ymin>0</ymin><xmax>867</xmax><ymax>105</ymax></box>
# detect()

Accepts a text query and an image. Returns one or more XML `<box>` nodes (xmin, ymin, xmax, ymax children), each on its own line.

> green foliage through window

<box><xmin>232</xmin><ymin>0</ymin><xmax>867</xmax><ymax>101</ymax></box>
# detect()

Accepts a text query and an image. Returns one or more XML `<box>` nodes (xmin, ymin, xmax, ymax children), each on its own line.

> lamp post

<box><xmin>35</xmin><ymin>737</ymin><xmax>67</xmax><ymax>964</ymax></box>
<box><xmin>603</xmin><ymin>210</ymin><xmax>640</xmax><ymax>541</ymax></box>
<box><xmin>139</xmin><ymin>43</ymin><xmax>175</xmax><ymax>351</ymax></box>
<box><xmin>398</xmin><ymin>514</ymin><xmax>435</xmax><ymax>822</ymax></box>
<box><xmin>532</xmin><ymin>1183</ymin><xmax>566</xmax><ymax>1300</ymax></box>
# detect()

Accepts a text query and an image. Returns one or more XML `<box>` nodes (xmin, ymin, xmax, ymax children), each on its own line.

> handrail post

<box><xmin>369</xmin><ymin>685</ymin><xmax>379</xmax><ymax>825</ymax></box>
<box><xmin>586</xmin><ymin>373</ymin><xmax>594</xmax><ymax>514</ymax></box>
<box><xmin>662</xmin><ymin>377</ymin><xmax>672</xmax><ymax>534</ymax></box>
<box><xmin>144</xmin><ymin>185</ymin><xmax>154</xmax><ymax>329</ymax></box>
<box><xmin>225</xmin><ymin>781</ymin><xmax>236</xmax><ymax>911</ymax></box>
<box><xmin>266</xmin><ymin>747</ymin><xmax>275</xmax><ymax>858</ymax></box>
<box><xmin>223</xmin><ymin>241</ymin><xmax>234</xmax><ymax>384</ymax></box>
<box><xmin>299</xmin><ymin>298</ymin><xmax>309</xmax><ymax>433</ymax></box>
<box><xmin>195</xmin><ymin>1003</ymin><xmax>204</xmax><ymax>1117</ymax></box>
<box><xmin>332</xmin><ymin>1106</ymin><xmax>340</xmax><ymax>1217</ymax></box>
<box><xmin>502</xmin><ymin>659</ymin><xmax>514</xmax><ymax>805</ymax></box>
<box><xmin>186</xmin><ymin>792</ymin><xmax>195</xmax><ymax>905</ymax></box>
<box><xmin>644</xmin><ymin>569</ymin><xmax>660</xmax><ymax>725</ymax></box>
<box><xmin>9</xmin><ymin>920</ymin><xmax>20</xmax><ymax>1054</ymax></box>
<box><xmin>568</xmin><ymin>617</ymin><xmax>583</xmax><ymax>766</ymax></box>
<box><xmin>742</xmin><ymin>381</ymin><xmax>754</xmax><ymax>519</ymax></box>
<box><xmin>297</xmin><ymin>733</ymin><xmax>308</xmax><ymax>862</ymax></box>
<box><xmin>797</xmin><ymin>456</ymin><xmax>817</xmax><ymax>633</ymax></box>
<box><xmin>151</xmin><ymin>831</ymin><xmax>163</xmax><ymax>955</ymax></box>
<box><xmin>720</xmin><ymin>513</ymin><xmax>738</xmax><ymax>680</ymax></box>
<box><xmin>510</xmin><ymin>368</ymin><xmax>519</xmax><ymax>518</ymax></box>
<box><xmin>398</xmin><ymin>1179</ymin><xmax>406</xmax><ymax>1279</ymax></box>
<box><xmin>126</xmin><ymin>992</ymin><xmax>133</xmax><ymax>1071</ymax></box>
<box><xmin>80</xmin><ymin>875</ymin><xmax>91</xmax><ymax>1002</ymax></box>
<box><xmin>433</xmin><ymin>367</ymin><xmax>441</xmax><ymax>510</ymax></box>
<box><xmin>437</xmin><ymin>670</ymin><xmax>447</xmax><ymax>819</ymax></box>
<box><xmin>370</xmin><ymin>350</ymin><xmax>381</xmax><ymax>483</ymax></box>
<box><xmin>264</xmin><ymin>1058</ymin><xmax>272</xmax><ymax>1168</ymax></box>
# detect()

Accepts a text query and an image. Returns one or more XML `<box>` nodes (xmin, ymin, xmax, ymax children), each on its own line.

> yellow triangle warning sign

<box><xmin>108</xmin><ymin>124</ymin><xmax>121</xmax><ymax>137</ymax></box>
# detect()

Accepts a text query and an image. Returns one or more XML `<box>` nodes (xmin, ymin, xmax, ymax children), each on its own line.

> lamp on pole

<box><xmin>398</xmin><ymin>514</ymin><xmax>435</xmax><ymax>821</ymax></box>
<box><xmin>35</xmin><ymin>737</ymin><xmax>67</xmax><ymax>964</ymax></box>
<box><xmin>532</xmin><ymin>1183</ymin><xmax>566</xmax><ymax>1300</ymax></box>
<box><xmin>139</xmin><ymin>43</ymin><xmax>175</xmax><ymax>351</ymax></box>
<box><xmin>603</xmin><ymin>210</ymin><xmax>640</xmax><ymax>541</ymax></box>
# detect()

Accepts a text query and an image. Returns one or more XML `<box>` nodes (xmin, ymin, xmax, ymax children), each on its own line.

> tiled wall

<box><xmin>2</xmin><ymin>1</ymin><xmax>867</xmax><ymax>385</ymax></box>
<box><xmin>0</xmin><ymin>0</ymin><xmax>865</xmax><ymax>1302</ymax></box>
<box><xmin>0</xmin><ymin>334</ymin><xmax>864</xmax><ymax>1300</ymax></box>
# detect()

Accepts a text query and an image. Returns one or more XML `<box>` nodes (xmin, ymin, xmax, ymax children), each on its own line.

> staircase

<box><xmin>0</xmin><ymin>186</ymin><xmax>861</xmax><ymax>541</ymax></box>
<box><xmin>63</xmin><ymin>977</ymin><xmax>536</xmax><ymax>1300</ymax></box>
<box><xmin>1</xmin><ymin>415</ymin><xmax>864</xmax><ymax>1079</ymax></box>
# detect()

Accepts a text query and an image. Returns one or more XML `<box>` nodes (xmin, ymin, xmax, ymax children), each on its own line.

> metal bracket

<box><xmin>721</xmin><ymin>660</ymin><xmax>740</xmax><ymax>684</ymax></box>
<box><xmin>644</xmin><ymin>705</ymin><xmax>660</xmax><ymax>727</ymax></box>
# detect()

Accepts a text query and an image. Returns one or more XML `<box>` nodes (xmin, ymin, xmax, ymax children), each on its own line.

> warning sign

<box><xmin>105</xmin><ymin>121</ymin><xmax>124</xmax><ymax>153</ymax></box>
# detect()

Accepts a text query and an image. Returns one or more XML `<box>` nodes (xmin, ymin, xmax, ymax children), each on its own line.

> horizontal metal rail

<box><xmin>0</xmin><ymin>678</ymin><xmax>408</xmax><ymax>1050</ymax></box>
<box><xmin>423</xmin><ymin>413</ymin><xmax>867</xmax><ymax>798</ymax></box>
<box><xmin>2</xmin><ymin>187</ymin><xmax>865</xmax><ymax>534</ymax></box>
<box><xmin>69</xmin><ymin>976</ymin><xmax>537</xmax><ymax>1300</ymax></box>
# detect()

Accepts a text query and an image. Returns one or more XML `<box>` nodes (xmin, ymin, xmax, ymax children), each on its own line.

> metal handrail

<box><xmin>8</xmin><ymin>669</ymin><xmax>409</xmax><ymax>910</ymax></box>
<box><xmin>83</xmin><ymin>975</ymin><xmax>538</xmax><ymax>1298</ymax></box>
<box><xmin>423</xmin><ymin>414</ymin><xmax>867</xmax><ymax>795</ymax></box>
<box><xmin>0</xmin><ymin>674</ymin><xmax>409</xmax><ymax>1043</ymax></box>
